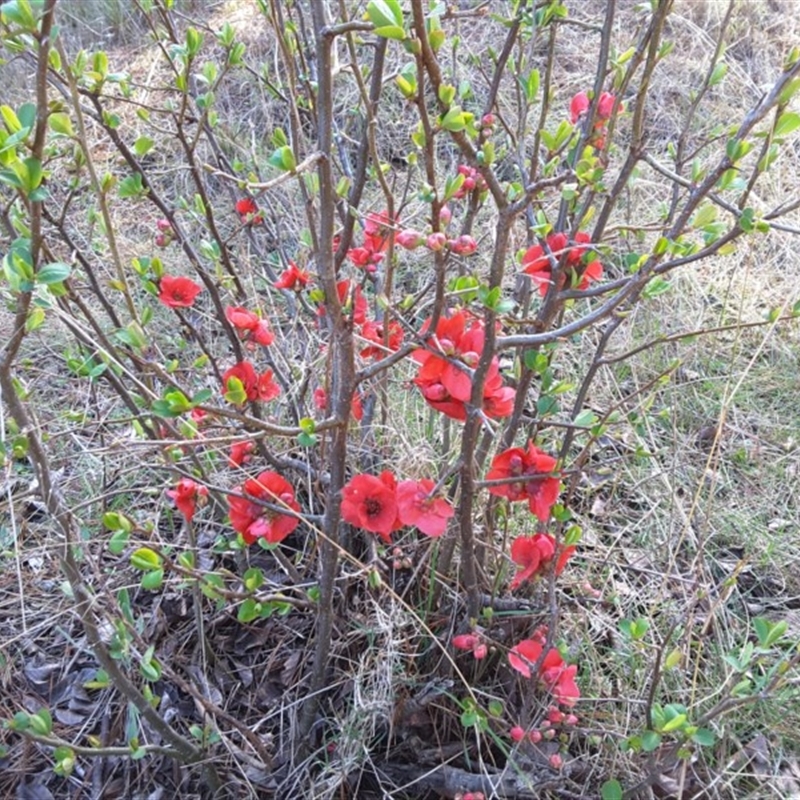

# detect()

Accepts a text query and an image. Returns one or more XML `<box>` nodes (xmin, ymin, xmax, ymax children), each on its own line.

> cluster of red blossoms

<box><xmin>166</xmin><ymin>478</ymin><xmax>208</xmax><ymax>522</ymax></box>
<box><xmin>225</xmin><ymin>306</ymin><xmax>274</xmax><ymax>347</ymax></box>
<box><xmin>412</xmin><ymin>310</ymin><xmax>515</xmax><ymax>421</ymax></box>
<box><xmin>509</xmin><ymin>534</ymin><xmax>575</xmax><ymax>591</ymax></box>
<box><xmin>452</xmin><ymin>632</ymin><xmax>488</xmax><ymax>660</ymax></box>
<box><xmin>520</xmin><ymin>231</ymin><xmax>603</xmax><ymax>297</ymax></box>
<box><xmin>274</xmin><ymin>260</ymin><xmax>310</xmax><ymax>291</ymax></box>
<box><xmin>346</xmin><ymin>210</ymin><xmax>396</xmax><ymax>273</ymax></box>
<box><xmin>486</xmin><ymin>441</ymin><xmax>561</xmax><ymax>521</ymax></box>
<box><xmin>451</xmin><ymin>164</ymin><xmax>488</xmax><ymax>199</ymax></box>
<box><xmin>569</xmin><ymin>90</ymin><xmax>623</xmax><ymax>149</ymax></box>
<box><xmin>228</xmin><ymin>470</ymin><xmax>300</xmax><ymax>545</ymax></box>
<box><xmin>509</xmin><ymin>627</ymin><xmax>580</xmax><ymax>708</ymax></box>
<box><xmin>222</xmin><ymin>361</ymin><xmax>280</xmax><ymax>404</ymax></box>
<box><xmin>235</xmin><ymin>197</ymin><xmax>264</xmax><ymax>225</ymax></box>
<box><xmin>340</xmin><ymin>472</ymin><xmax>454</xmax><ymax>542</ymax></box>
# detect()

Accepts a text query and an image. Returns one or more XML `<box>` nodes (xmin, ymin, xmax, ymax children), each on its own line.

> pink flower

<box><xmin>426</xmin><ymin>232</ymin><xmax>447</xmax><ymax>252</ymax></box>
<box><xmin>510</xmin><ymin>726</ymin><xmax>526</xmax><ymax>743</ymax></box>
<box><xmin>396</xmin><ymin>479</ymin><xmax>454</xmax><ymax>537</ymax></box>
<box><xmin>452</xmin><ymin>634</ymin><xmax>481</xmax><ymax>651</ymax></box>
<box><xmin>449</xmin><ymin>235</ymin><xmax>478</xmax><ymax>256</ymax></box>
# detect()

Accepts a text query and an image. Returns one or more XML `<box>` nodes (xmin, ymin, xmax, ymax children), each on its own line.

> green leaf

<box><xmin>118</xmin><ymin>172</ymin><xmax>147</xmax><ymax>199</ymax></box>
<box><xmin>641</xmin><ymin>730</ymin><xmax>661</xmax><ymax>752</ymax></box>
<box><xmin>141</xmin><ymin>569</ymin><xmax>164</xmax><ymax>591</ymax></box>
<box><xmin>37</xmin><ymin>262</ymin><xmax>71</xmax><ymax>285</ymax></box>
<box><xmin>753</xmin><ymin>617</ymin><xmax>770</xmax><ymax>647</ymax></box>
<box><xmin>692</xmin><ymin>728</ymin><xmax>716</xmax><ymax>747</ymax></box>
<box><xmin>238</xmin><ymin>598</ymin><xmax>261</xmax><ymax>623</ymax></box>
<box><xmin>17</xmin><ymin>102</ymin><xmax>36</xmax><ymax>131</ymax></box>
<box><xmin>133</xmin><ymin>136</ymin><xmax>155</xmax><ymax>156</ymax></box>
<box><xmin>661</xmin><ymin>713</ymin><xmax>687</xmax><ymax>733</ymax></box>
<box><xmin>103</xmin><ymin>511</ymin><xmax>133</xmax><ymax>532</ymax></box>
<box><xmin>366</xmin><ymin>0</ymin><xmax>403</xmax><ymax>29</ymax></box>
<box><xmin>601</xmin><ymin>780</ymin><xmax>623</xmax><ymax>800</ymax></box>
<box><xmin>373</xmin><ymin>23</ymin><xmax>405</xmax><ymax>40</ymax></box>
<box><xmin>130</xmin><ymin>547</ymin><xmax>162</xmax><ymax>571</ymax></box>
<box><xmin>29</xmin><ymin>708</ymin><xmax>53</xmax><ymax>736</ymax></box>
<box><xmin>268</xmin><ymin>145</ymin><xmax>296</xmax><ymax>172</ymax></box>
<box><xmin>775</xmin><ymin>110</ymin><xmax>800</xmax><ymax>138</ymax></box>
<box><xmin>243</xmin><ymin>567</ymin><xmax>263</xmax><ymax>592</ymax></box>
<box><xmin>440</xmin><ymin>106</ymin><xmax>466</xmax><ymax>132</ymax></box>
<box><xmin>49</xmin><ymin>112</ymin><xmax>73</xmax><ymax>136</ymax></box>
<box><xmin>108</xmin><ymin>529</ymin><xmax>129</xmax><ymax>555</ymax></box>
<box><xmin>84</xmin><ymin>668</ymin><xmax>111</xmax><ymax>690</ymax></box>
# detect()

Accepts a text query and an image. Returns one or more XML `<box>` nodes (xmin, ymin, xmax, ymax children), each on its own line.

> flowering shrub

<box><xmin>2</xmin><ymin>2</ymin><xmax>799</xmax><ymax>798</ymax></box>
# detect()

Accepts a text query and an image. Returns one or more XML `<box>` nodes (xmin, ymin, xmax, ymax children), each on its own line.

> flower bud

<box><xmin>396</xmin><ymin>229</ymin><xmax>425</xmax><ymax>250</ymax></box>
<box><xmin>510</xmin><ymin>726</ymin><xmax>526</xmax><ymax>743</ymax></box>
<box><xmin>426</xmin><ymin>232</ymin><xmax>447</xmax><ymax>252</ymax></box>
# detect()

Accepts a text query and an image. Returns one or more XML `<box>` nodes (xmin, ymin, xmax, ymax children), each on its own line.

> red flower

<box><xmin>359</xmin><ymin>319</ymin><xmax>404</xmax><ymax>359</ymax></box>
<box><xmin>412</xmin><ymin>310</ymin><xmax>515</xmax><ymax>422</ymax></box>
<box><xmin>222</xmin><ymin>361</ymin><xmax>281</xmax><ymax>403</ymax></box>
<box><xmin>257</xmin><ymin>369</ymin><xmax>280</xmax><ymax>402</ymax></box>
<box><xmin>521</xmin><ymin>232</ymin><xmax>602</xmax><ymax>297</ymax></box>
<box><xmin>225</xmin><ymin>306</ymin><xmax>274</xmax><ymax>346</ymax></box>
<box><xmin>510</xmin><ymin>533</ymin><xmax>576</xmax><ymax>590</ymax></box>
<box><xmin>396</xmin><ymin>478</ymin><xmax>454</xmax><ymax>537</ymax></box>
<box><xmin>317</xmin><ymin>280</ymin><xmax>368</xmax><ymax>325</ymax></box>
<box><xmin>167</xmin><ymin>478</ymin><xmax>208</xmax><ymax>523</ymax></box>
<box><xmin>509</xmin><ymin>534</ymin><xmax>554</xmax><ymax>590</ymax></box>
<box><xmin>452</xmin><ymin>632</ymin><xmax>486</xmax><ymax>660</ymax></box>
<box><xmin>222</xmin><ymin>361</ymin><xmax>258</xmax><ymax>402</ymax></box>
<box><xmin>347</xmin><ymin>246</ymin><xmax>382</xmax><ymax>272</ymax></box>
<box><xmin>274</xmin><ymin>261</ymin><xmax>310</xmax><ymax>290</ymax></box>
<box><xmin>340</xmin><ymin>471</ymin><xmax>400</xmax><ymax>542</ymax></box>
<box><xmin>508</xmin><ymin>639</ymin><xmax>580</xmax><ymax>707</ymax></box>
<box><xmin>569</xmin><ymin>91</ymin><xmax>590</xmax><ymax>124</ymax></box>
<box><xmin>569</xmin><ymin>91</ymin><xmax>623</xmax><ymax>149</ymax></box>
<box><xmin>228</xmin><ymin>440</ymin><xmax>255</xmax><ymax>468</ymax></box>
<box><xmin>236</xmin><ymin>197</ymin><xmax>263</xmax><ymax>225</ymax></box>
<box><xmin>363</xmin><ymin>210</ymin><xmax>396</xmax><ymax>254</ymax></box>
<box><xmin>158</xmin><ymin>275</ymin><xmax>202</xmax><ymax>308</ymax></box>
<box><xmin>228</xmin><ymin>471</ymin><xmax>300</xmax><ymax>545</ymax></box>
<box><xmin>452</xmin><ymin>634</ymin><xmax>481</xmax><ymax>651</ymax></box>
<box><xmin>486</xmin><ymin>442</ymin><xmax>561</xmax><ymax>521</ymax></box>
<box><xmin>313</xmin><ymin>387</ymin><xmax>328</xmax><ymax>411</ymax></box>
